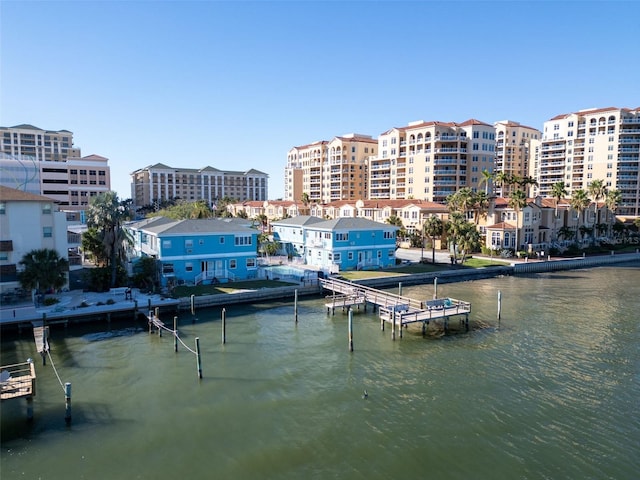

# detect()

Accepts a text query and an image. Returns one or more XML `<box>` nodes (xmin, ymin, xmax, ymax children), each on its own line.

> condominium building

<box><xmin>130</xmin><ymin>163</ymin><xmax>268</xmax><ymax>209</ymax></box>
<box><xmin>538</xmin><ymin>106</ymin><xmax>640</xmax><ymax>217</ymax></box>
<box><xmin>494</xmin><ymin>120</ymin><xmax>541</xmax><ymax>197</ymax></box>
<box><xmin>1</xmin><ymin>124</ymin><xmax>81</xmax><ymax>162</ymax></box>
<box><xmin>369</xmin><ymin>119</ymin><xmax>496</xmax><ymax>203</ymax></box>
<box><xmin>285</xmin><ymin>134</ymin><xmax>376</xmax><ymax>203</ymax></box>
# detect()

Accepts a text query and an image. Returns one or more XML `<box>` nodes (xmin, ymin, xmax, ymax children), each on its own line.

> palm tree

<box><xmin>457</xmin><ymin>223</ymin><xmax>480</xmax><ymax>264</ymax></box>
<box><xmin>551</xmin><ymin>181</ymin><xmax>568</xmax><ymax>240</ymax></box>
<box><xmin>423</xmin><ymin>215</ymin><xmax>444</xmax><ymax>264</ymax></box>
<box><xmin>604</xmin><ymin>189</ymin><xmax>621</xmax><ymax>238</ymax></box>
<box><xmin>508</xmin><ymin>188</ymin><xmax>527</xmax><ymax>252</ymax></box>
<box><xmin>557</xmin><ymin>226</ymin><xmax>575</xmax><ymax>242</ymax></box>
<box><xmin>471</xmin><ymin>191</ymin><xmax>489</xmax><ymax>225</ymax></box>
<box><xmin>445</xmin><ymin>212</ymin><xmax>466</xmax><ymax>264</ymax></box>
<box><xmin>18</xmin><ymin>248</ymin><xmax>69</xmax><ymax>299</ymax></box>
<box><xmin>386</xmin><ymin>215</ymin><xmax>405</xmax><ymax>239</ymax></box>
<box><xmin>587</xmin><ymin>179</ymin><xmax>607</xmax><ymax>227</ymax></box>
<box><xmin>86</xmin><ymin>191</ymin><xmax>132</xmax><ymax>288</ymax></box>
<box><xmin>478</xmin><ymin>169</ymin><xmax>494</xmax><ymax>195</ymax></box>
<box><xmin>494</xmin><ymin>171</ymin><xmax>514</xmax><ymax>197</ymax></box>
<box><xmin>570</xmin><ymin>189</ymin><xmax>590</xmax><ymax>243</ymax></box>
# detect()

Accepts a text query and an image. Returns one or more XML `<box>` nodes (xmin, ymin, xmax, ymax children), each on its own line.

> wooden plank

<box><xmin>32</xmin><ymin>326</ymin><xmax>50</xmax><ymax>354</ymax></box>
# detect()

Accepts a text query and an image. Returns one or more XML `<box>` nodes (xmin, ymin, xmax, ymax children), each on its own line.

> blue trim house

<box><xmin>303</xmin><ymin>217</ymin><xmax>398</xmax><ymax>272</ymax></box>
<box><xmin>270</xmin><ymin>215</ymin><xmax>325</xmax><ymax>258</ymax></box>
<box><xmin>126</xmin><ymin>217</ymin><xmax>259</xmax><ymax>286</ymax></box>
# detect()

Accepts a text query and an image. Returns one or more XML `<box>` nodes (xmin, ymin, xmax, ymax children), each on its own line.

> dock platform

<box><xmin>320</xmin><ymin>277</ymin><xmax>471</xmax><ymax>336</ymax></box>
<box><xmin>1</xmin><ymin>360</ymin><xmax>36</xmax><ymax>401</ymax></box>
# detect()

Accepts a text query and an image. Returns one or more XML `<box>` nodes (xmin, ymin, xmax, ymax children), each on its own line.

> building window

<box><xmin>162</xmin><ymin>240</ymin><xmax>172</xmax><ymax>249</ymax></box>
<box><xmin>162</xmin><ymin>263</ymin><xmax>174</xmax><ymax>274</ymax></box>
<box><xmin>0</xmin><ymin>202</ymin><xmax>5</xmax><ymax>214</ymax></box>
<box><xmin>246</xmin><ymin>258</ymin><xmax>256</xmax><ymax>268</ymax></box>
<box><xmin>0</xmin><ymin>252</ymin><xmax>7</xmax><ymax>261</ymax></box>
<box><xmin>219</xmin><ymin>237</ymin><xmax>224</xmax><ymax>244</ymax></box>
<box><xmin>335</xmin><ymin>233</ymin><xmax>349</xmax><ymax>241</ymax></box>
<box><xmin>185</xmin><ymin>263</ymin><xmax>193</xmax><ymax>272</ymax></box>
<box><xmin>43</xmin><ymin>226</ymin><xmax>53</xmax><ymax>238</ymax></box>
<box><xmin>229</xmin><ymin>259</ymin><xmax>237</xmax><ymax>269</ymax></box>
<box><xmin>334</xmin><ymin>253</ymin><xmax>341</xmax><ymax>261</ymax></box>
<box><xmin>348</xmin><ymin>252</ymin><xmax>354</xmax><ymax>260</ymax></box>
<box><xmin>42</xmin><ymin>203</ymin><xmax>52</xmax><ymax>214</ymax></box>
<box><xmin>185</xmin><ymin>239</ymin><xmax>193</xmax><ymax>248</ymax></box>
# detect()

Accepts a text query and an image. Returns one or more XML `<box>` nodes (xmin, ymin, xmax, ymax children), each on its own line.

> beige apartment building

<box><xmin>538</xmin><ymin>106</ymin><xmax>640</xmax><ymax>217</ymax></box>
<box><xmin>369</xmin><ymin>119</ymin><xmax>496</xmax><ymax>203</ymax></box>
<box><xmin>1</xmin><ymin>124</ymin><xmax>81</xmax><ymax>161</ymax></box>
<box><xmin>285</xmin><ymin>134</ymin><xmax>376</xmax><ymax>204</ymax></box>
<box><xmin>494</xmin><ymin>120</ymin><xmax>541</xmax><ymax>197</ymax></box>
<box><xmin>131</xmin><ymin>163</ymin><xmax>268</xmax><ymax>209</ymax></box>
<box><xmin>0</xmin><ymin>125</ymin><xmax>111</xmax><ymax>212</ymax></box>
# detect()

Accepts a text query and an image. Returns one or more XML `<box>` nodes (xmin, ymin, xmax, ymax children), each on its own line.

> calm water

<box><xmin>2</xmin><ymin>265</ymin><xmax>639</xmax><ymax>479</ymax></box>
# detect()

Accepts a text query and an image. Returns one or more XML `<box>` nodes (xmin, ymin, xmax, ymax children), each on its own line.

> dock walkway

<box><xmin>1</xmin><ymin>360</ymin><xmax>36</xmax><ymax>402</ymax></box>
<box><xmin>320</xmin><ymin>277</ymin><xmax>471</xmax><ymax>336</ymax></box>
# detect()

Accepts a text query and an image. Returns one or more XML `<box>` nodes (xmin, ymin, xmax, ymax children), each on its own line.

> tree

<box><xmin>471</xmin><ymin>191</ymin><xmax>489</xmax><ymax>225</ymax></box>
<box><xmin>570</xmin><ymin>189</ymin><xmax>590</xmax><ymax>243</ymax></box>
<box><xmin>132</xmin><ymin>256</ymin><xmax>158</xmax><ymax>291</ymax></box>
<box><xmin>386</xmin><ymin>215</ymin><xmax>405</xmax><ymax>238</ymax></box>
<box><xmin>604</xmin><ymin>189</ymin><xmax>621</xmax><ymax>238</ymax></box>
<box><xmin>18</xmin><ymin>248</ymin><xmax>69</xmax><ymax>296</ymax></box>
<box><xmin>300</xmin><ymin>192</ymin><xmax>310</xmax><ymax>207</ymax></box>
<box><xmin>557</xmin><ymin>226</ymin><xmax>575</xmax><ymax>242</ymax></box>
<box><xmin>479</xmin><ymin>169</ymin><xmax>494</xmax><ymax>195</ymax></box>
<box><xmin>457</xmin><ymin>222</ymin><xmax>481</xmax><ymax>264</ymax></box>
<box><xmin>587</xmin><ymin>179</ymin><xmax>607</xmax><ymax>228</ymax></box>
<box><xmin>85</xmin><ymin>191</ymin><xmax>132</xmax><ymax>288</ymax></box>
<box><xmin>424</xmin><ymin>215</ymin><xmax>444</xmax><ymax>264</ymax></box>
<box><xmin>551</xmin><ymin>181</ymin><xmax>568</xmax><ymax>241</ymax></box>
<box><xmin>508</xmin><ymin>188</ymin><xmax>527</xmax><ymax>251</ymax></box>
<box><xmin>445</xmin><ymin>212</ymin><xmax>467</xmax><ymax>264</ymax></box>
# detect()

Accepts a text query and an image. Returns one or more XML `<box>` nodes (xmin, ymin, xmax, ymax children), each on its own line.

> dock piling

<box><xmin>294</xmin><ymin>289</ymin><xmax>298</xmax><ymax>324</ymax></box>
<box><xmin>190</xmin><ymin>294</ymin><xmax>195</xmax><ymax>316</ymax></box>
<box><xmin>64</xmin><ymin>382</ymin><xmax>72</xmax><ymax>425</ymax></box>
<box><xmin>497</xmin><ymin>290</ymin><xmax>502</xmax><ymax>326</ymax></box>
<box><xmin>348</xmin><ymin>310</ymin><xmax>354</xmax><ymax>352</ymax></box>
<box><xmin>174</xmin><ymin>316</ymin><xmax>178</xmax><ymax>352</ymax></box>
<box><xmin>195</xmin><ymin>337</ymin><xmax>202</xmax><ymax>379</ymax></box>
<box><xmin>222</xmin><ymin>308</ymin><xmax>226</xmax><ymax>344</ymax></box>
<box><xmin>434</xmin><ymin>277</ymin><xmax>438</xmax><ymax>300</ymax></box>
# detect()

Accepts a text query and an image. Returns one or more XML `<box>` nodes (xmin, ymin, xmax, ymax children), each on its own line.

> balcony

<box><xmin>620</xmin><ymin>117</ymin><xmax>640</xmax><ymax>124</ymax></box>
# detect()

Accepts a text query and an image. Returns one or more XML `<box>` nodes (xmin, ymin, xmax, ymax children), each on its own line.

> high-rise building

<box><xmin>0</xmin><ymin>124</ymin><xmax>81</xmax><ymax>161</ymax></box>
<box><xmin>538</xmin><ymin>107</ymin><xmax>640</xmax><ymax>217</ymax></box>
<box><xmin>369</xmin><ymin>119</ymin><xmax>496</xmax><ymax>203</ymax></box>
<box><xmin>494</xmin><ymin>120</ymin><xmax>541</xmax><ymax>197</ymax></box>
<box><xmin>0</xmin><ymin>125</ymin><xmax>111</xmax><ymax>211</ymax></box>
<box><xmin>130</xmin><ymin>163</ymin><xmax>268</xmax><ymax>209</ymax></box>
<box><xmin>285</xmin><ymin>134</ymin><xmax>376</xmax><ymax>203</ymax></box>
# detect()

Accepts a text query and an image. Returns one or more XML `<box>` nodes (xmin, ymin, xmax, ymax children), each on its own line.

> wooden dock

<box><xmin>1</xmin><ymin>360</ymin><xmax>36</xmax><ymax>401</ymax></box>
<box><xmin>32</xmin><ymin>322</ymin><xmax>50</xmax><ymax>354</ymax></box>
<box><xmin>319</xmin><ymin>277</ymin><xmax>471</xmax><ymax>335</ymax></box>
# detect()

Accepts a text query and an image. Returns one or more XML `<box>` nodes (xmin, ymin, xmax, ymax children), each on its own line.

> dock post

<box><xmin>222</xmin><ymin>308</ymin><xmax>226</xmax><ymax>344</ymax></box>
<box><xmin>133</xmin><ymin>300</ymin><xmax>138</xmax><ymax>321</ymax></box>
<box><xmin>195</xmin><ymin>337</ymin><xmax>203</xmax><ymax>379</ymax></box>
<box><xmin>497</xmin><ymin>290</ymin><xmax>502</xmax><ymax>326</ymax></box>
<box><xmin>174</xmin><ymin>316</ymin><xmax>178</xmax><ymax>352</ymax></box>
<box><xmin>444</xmin><ymin>316</ymin><xmax>449</xmax><ymax>334</ymax></box>
<box><xmin>64</xmin><ymin>382</ymin><xmax>72</xmax><ymax>425</ymax></box>
<box><xmin>294</xmin><ymin>289</ymin><xmax>298</xmax><ymax>324</ymax></box>
<box><xmin>434</xmin><ymin>277</ymin><xmax>438</xmax><ymax>300</ymax></box>
<box><xmin>348</xmin><ymin>310</ymin><xmax>354</xmax><ymax>352</ymax></box>
<box><xmin>107</xmin><ymin>312</ymin><xmax>111</xmax><ymax>328</ymax></box>
<box><xmin>465</xmin><ymin>313</ymin><xmax>469</xmax><ymax>332</ymax></box>
<box><xmin>380</xmin><ymin>313</ymin><xmax>385</xmax><ymax>331</ymax></box>
<box><xmin>391</xmin><ymin>310</ymin><xmax>396</xmax><ymax>341</ymax></box>
<box><xmin>26</xmin><ymin>396</ymin><xmax>34</xmax><ymax>421</ymax></box>
<box><xmin>42</xmin><ymin>316</ymin><xmax>47</xmax><ymax>366</ymax></box>
<box><xmin>398</xmin><ymin>282</ymin><xmax>402</xmax><ymax>297</ymax></box>
<box><xmin>422</xmin><ymin>321</ymin><xmax>426</xmax><ymax>337</ymax></box>
<box><xmin>148</xmin><ymin>310</ymin><xmax>153</xmax><ymax>333</ymax></box>
<box><xmin>399</xmin><ymin>314</ymin><xmax>403</xmax><ymax>339</ymax></box>
<box><xmin>190</xmin><ymin>294</ymin><xmax>195</xmax><ymax>316</ymax></box>
<box><xmin>148</xmin><ymin>298</ymin><xmax>152</xmax><ymax>312</ymax></box>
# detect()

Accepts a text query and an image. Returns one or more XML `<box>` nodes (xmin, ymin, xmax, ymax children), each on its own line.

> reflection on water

<box><xmin>2</xmin><ymin>264</ymin><xmax>639</xmax><ymax>479</ymax></box>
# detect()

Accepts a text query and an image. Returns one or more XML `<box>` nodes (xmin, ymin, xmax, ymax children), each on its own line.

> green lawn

<box><xmin>462</xmin><ymin>258</ymin><xmax>511</xmax><ymax>268</ymax></box>
<box><xmin>172</xmin><ymin>279</ymin><xmax>298</xmax><ymax>297</ymax></box>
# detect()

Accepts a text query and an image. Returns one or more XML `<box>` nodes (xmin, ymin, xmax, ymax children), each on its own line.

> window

<box><xmin>335</xmin><ymin>233</ymin><xmax>349</xmax><ymax>241</ymax></box>
<box><xmin>383</xmin><ymin>231</ymin><xmax>394</xmax><ymax>239</ymax></box>
<box><xmin>162</xmin><ymin>240</ymin><xmax>172</xmax><ymax>249</ymax></box>
<box><xmin>162</xmin><ymin>263</ymin><xmax>174</xmax><ymax>274</ymax></box>
<box><xmin>229</xmin><ymin>259</ymin><xmax>237</xmax><ymax>269</ymax></box>
<box><xmin>43</xmin><ymin>227</ymin><xmax>53</xmax><ymax>238</ymax></box>
<box><xmin>42</xmin><ymin>203</ymin><xmax>52</xmax><ymax>214</ymax></box>
<box><xmin>246</xmin><ymin>258</ymin><xmax>256</xmax><ymax>268</ymax></box>
<box><xmin>185</xmin><ymin>263</ymin><xmax>193</xmax><ymax>272</ymax></box>
<box><xmin>377</xmin><ymin>250</ymin><xmax>382</xmax><ymax>259</ymax></box>
<box><xmin>348</xmin><ymin>252</ymin><xmax>354</xmax><ymax>260</ymax></box>
<box><xmin>234</xmin><ymin>235</ymin><xmax>252</xmax><ymax>246</ymax></box>
<box><xmin>219</xmin><ymin>237</ymin><xmax>225</xmax><ymax>244</ymax></box>
<box><xmin>0</xmin><ymin>202</ymin><xmax>5</xmax><ymax>214</ymax></box>
<box><xmin>185</xmin><ymin>239</ymin><xmax>193</xmax><ymax>248</ymax></box>
<box><xmin>334</xmin><ymin>253</ymin><xmax>341</xmax><ymax>261</ymax></box>
<box><xmin>0</xmin><ymin>252</ymin><xmax>7</xmax><ymax>261</ymax></box>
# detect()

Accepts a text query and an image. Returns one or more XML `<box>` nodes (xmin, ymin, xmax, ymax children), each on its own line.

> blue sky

<box><xmin>2</xmin><ymin>1</ymin><xmax>639</xmax><ymax>201</ymax></box>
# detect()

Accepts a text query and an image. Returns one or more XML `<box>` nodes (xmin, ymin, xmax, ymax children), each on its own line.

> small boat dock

<box><xmin>319</xmin><ymin>277</ymin><xmax>471</xmax><ymax>336</ymax></box>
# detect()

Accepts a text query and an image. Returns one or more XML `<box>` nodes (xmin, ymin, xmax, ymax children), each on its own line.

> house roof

<box><xmin>270</xmin><ymin>215</ymin><xmax>325</xmax><ymax>227</ymax></box>
<box><xmin>144</xmin><ymin>217</ymin><xmax>256</xmax><ymax>236</ymax></box>
<box><xmin>485</xmin><ymin>222</ymin><xmax>517</xmax><ymax>230</ymax></box>
<box><xmin>310</xmin><ymin>217</ymin><xmax>397</xmax><ymax>231</ymax></box>
<box><xmin>0</xmin><ymin>185</ymin><xmax>56</xmax><ymax>203</ymax></box>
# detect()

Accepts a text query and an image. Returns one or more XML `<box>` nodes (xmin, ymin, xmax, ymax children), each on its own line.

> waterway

<box><xmin>1</xmin><ymin>264</ymin><xmax>639</xmax><ymax>479</ymax></box>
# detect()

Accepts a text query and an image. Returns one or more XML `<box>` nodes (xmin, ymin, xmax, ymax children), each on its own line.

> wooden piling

<box><xmin>434</xmin><ymin>277</ymin><xmax>438</xmax><ymax>300</ymax></box>
<box><xmin>348</xmin><ymin>310</ymin><xmax>354</xmax><ymax>352</ymax></box>
<box><xmin>391</xmin><ymin>310</ymin><xmax>396</xmax><ymax>341</ymax></box>
<box><xmin>222</xmin><ymin>308</ymin><xmax>226</xmax><ymax>344</ymax></box>
<box><xmin>42</xmin><ymin>316</ymin><xmax>47</xmax><ymax>366</ymax></box>
<box><xmin>26</xmin><ymin>396</ymin><xmax>33</xmax><ymax>421</ymax></box>
<box><xmin>294</xmin><ymin>289</ymin><xmax>298</xmax><ymax>324</ymax></box>
<box><xmin>380</xmin><ymin>313</ymin><xmax>385</xmax><ymax>331</ymax></box>
<box><xmin>148</xmin><ymin>310</ymin><xmax>153</xmax><ymax>333</ymax></box>
<box><xmin>64</xmin><ymin>382</ymin><xmax>72</xmax><ymax>425</ymax></box>
<box><xmin>133</xmin><ymin>300</ymin><xmax>138</xmax><ymax>321</ymax></box>
<box><xmin>195</xmin><ymin>337</ymin><xmax>202</xmax><ymax>379</ymax></box>
<box><xmin>190</xmin><ymin>294</ymin><xmax>195</xmax><ymax>315</ymax></box>
<box><xmin>497</xmin><ymin>290</ymin><xmax>502</xmax><ymax>326</ymax></box>
<box><xmin>399</xmin><ymin>314</ymin><xmax>403</xmax><ymax>339</ymax></box>
<box><xmin>174</xmin><ymin>316</ymin><xmax>178</xmax><ymax>352</ymax></box>
<box><xmin>398</xmin><ymin>282</ymin><xmax>403</xmax><ymax>297</ymax></box>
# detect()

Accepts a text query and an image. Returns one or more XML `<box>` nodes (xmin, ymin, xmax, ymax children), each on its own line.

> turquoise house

<box><xmin>302</xmin><ymin>217</ymin><xmax>398</xmax><ymax>272</ymax></box>
<box><xmin>270</xmin><ymin>216</ymin><xmax>325</xmax><ymax>258</ymax></box>
<box><xmin>126</xmin><ymin>217</ymin><xmax>259</xmax><ymax>286</ymax></box>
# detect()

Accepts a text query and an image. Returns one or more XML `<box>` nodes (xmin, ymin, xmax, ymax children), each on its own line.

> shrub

<box><xmin>106</xmin><ymin>298</ymin><xmax>115</xmax><ymax>305</ymax></box>
<box><xmin>43</xmin><ymin>297</ymin><xmax>60</xmax><ymax>306</ymax></box>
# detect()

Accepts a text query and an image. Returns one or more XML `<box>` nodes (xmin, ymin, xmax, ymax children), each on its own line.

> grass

<box><xmin>172</xmin><ymin>279</ymin><xmax>298</xmax><ymax>297</ymax></box>
<box><xmin>338</xmin><ymin>262</ymin><xmax>449</xmax><ymax>281</ymax></box>
<box><xmin>462</xmin><ymin>258</ymin><xmax>511</xmax><ymax>268</ymax></box>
